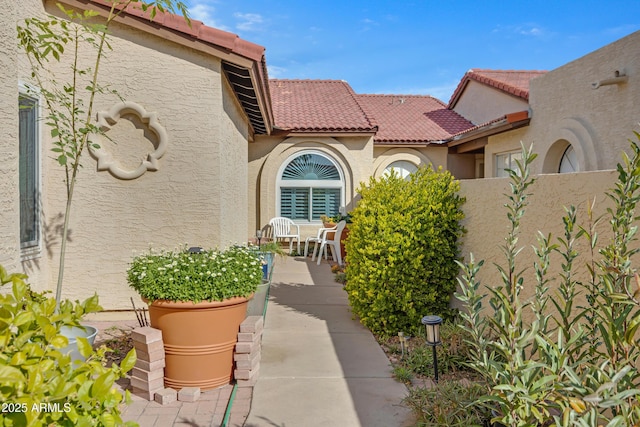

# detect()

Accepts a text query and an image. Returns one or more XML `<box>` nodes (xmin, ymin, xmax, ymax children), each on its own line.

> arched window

<box><xmin>278</xmin><ymin>152</ymin><xmax>344</xmax><ymax>222</ymax></box>
<box><xmin>559</xmin><ymin>145</ymin><xmax>579</xmax><ymax>173</ymax></box>
<box><xmin>383</xmin><ymin>160</ymin><xmax>418</xmax><ymax>180</ymax></box>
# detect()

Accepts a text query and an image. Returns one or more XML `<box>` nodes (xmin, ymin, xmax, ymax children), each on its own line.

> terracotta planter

<box><xmin>322</xmin><ymin>222</ymin><xmax>350</xmax><ymax>261</ymax></box>
<box><xmin>147</xmin><ymin>295</ymin><xmax>252</xmax><ymax>390</ymax></box>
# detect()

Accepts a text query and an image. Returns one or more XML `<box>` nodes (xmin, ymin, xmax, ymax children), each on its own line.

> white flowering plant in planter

<box><xmin>127</xmin><ymin>246</ymin><xmax>262</xmax><ymax>303</ymax></box>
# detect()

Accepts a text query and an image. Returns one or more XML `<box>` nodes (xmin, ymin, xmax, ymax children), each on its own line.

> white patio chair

<box><xmin>316</xmin><ymin>220</ymin><xmax>346</xmax><ymax>266</ymax></box>
<box><xmin>268</xmin><ymin>217</ymin><xmax>301</xmax><ymax>254</ymax></box>
<box><xmin>304</xmin><ymin>223</ymin><xmax>337</xmax><ymax>258</ymax></box>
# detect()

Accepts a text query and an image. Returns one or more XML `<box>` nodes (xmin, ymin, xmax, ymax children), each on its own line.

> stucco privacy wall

<box><xmin>487</xmin><ymin>30</ymin><xmax>640</xmax><ymax>175</ymax></box>
<box><xmin>0</xmin><ymin>2</ymin><xmax>19</xmax><ymax>272</ymax></box>
<box><xmin>454</xmin><ymin>170</ymin><xmax>619</xmax><ymax>322</ymax></box>
<box><xmin>13</xmin><ymin>2</ymin><xmax>251</xmax><ymax>308</ymax></box>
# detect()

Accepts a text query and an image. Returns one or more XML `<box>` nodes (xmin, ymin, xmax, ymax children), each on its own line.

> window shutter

<box><xmin>281</xmin><ymin>187</ymin><xmax>310</xmax><ymax>220</ymax></box>
<box><xmin>311</xmin><ymin>188</ymin><xmax>340</xmax><ymax>220</ymax></box>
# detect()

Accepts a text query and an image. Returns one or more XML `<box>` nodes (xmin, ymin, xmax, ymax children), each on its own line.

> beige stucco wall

<box><xmin>486</xmin><ymin>31</ymin><xmax>640</xmax><ymax>176</ymax></box>
<box><xmin>249</xmin><ymin>135</ymin><xmax>373</xmax><ymax>239</ymax></box>
<box><xmin>0</xmin><ymin>1</ymin><xmax>19</xmax><ymax>272</ymax></box>
<box><xmin>452</xmin><ymin>80</ymin><xmax>530</xmax><ymax>125</ymax></box>
<box><xmin>248</xmin><ymin>138</ymin><xmax>449</xmax><ymax>239</ymax></box>
<box><xmin>372</xmin><ymin>145</ymin><xmax>448</xmax><ymax>177</ymax></box>
<box><xmin>6</xmin><ymin>1</ymin><xmax>252</xmax><ymax>308</ymax></box>
<box><xmin>455</xmin><ymin>170</ymin><xmax>619</xmax><ymax>322</ymax></box>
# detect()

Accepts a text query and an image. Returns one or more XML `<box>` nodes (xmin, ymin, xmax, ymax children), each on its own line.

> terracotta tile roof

<box><xmin>356</xmin><ymin>95</ymin><xmax>474</xmax><ymax>144</ymax></box>
<box><xmin>84</xmin><ymin>0</ymin><xmax>265</xmax><ymax>62</ymax></box>
<box><xmin>66</xmin><ymin>0</ymin><xmax>274</xmax><ymax>134</ymax></box>
<box><xmin>448</xmin><ymin>69</ymin><xmax>547</xmax><ymax>107</ymax></box>
<box><xmin>270</xmin><ymin>80</ymin><xmax>377</xmax><ymax>132</ymax></box>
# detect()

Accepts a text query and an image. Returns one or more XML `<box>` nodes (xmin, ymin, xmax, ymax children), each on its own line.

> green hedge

<box><xmin>344</xmin><ymin>166</ymin><xmax>465</xmax><ymax>337</ymax></box>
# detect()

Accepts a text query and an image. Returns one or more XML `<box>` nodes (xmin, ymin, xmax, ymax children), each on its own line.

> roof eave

<box><xmin>283</xmin><ymin>129</ymin><xmax>378</xmax><ymax>137</ymax></box>
<box><xmin>54</xmin><ymin>0</ymin><xmax>274</xmax><ymax>135</ymax></box>
<box><xmin>374</xmin><ymin>140</ymin><xmax>444</xmax><ymax>147</ymax></box>
<box><xmin>447</xmin><ymin>111</ymin><xmax>530</xmax><ymax>151</ymax></box>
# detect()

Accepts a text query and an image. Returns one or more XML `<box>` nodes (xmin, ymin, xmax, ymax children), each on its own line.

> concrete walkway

<box><xmin>245</xmin><ymin>256</ymin><xmax>414</xmax><ymax>427</ymax></box>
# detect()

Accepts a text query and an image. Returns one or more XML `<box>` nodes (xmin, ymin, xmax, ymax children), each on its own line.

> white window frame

<box><xmin>559</xmin><ymin>144</ymin><xmax>579</xmax><ymax>173</ymax></box>
<box><xmin>383</xmin><ymin>160</ymin><xmax>418</xmax><ymax>180</ymax></box>
<box><xmin>495</xmin><ymin>150</ymin><xmax>522</xmax><ymax>178</ymax></box>
<box><xmin>19</xmin><ymin>82</ymin><xmax>42</xmax><ymax>260</ymax></box>
<box><xmin>276</xmin><ymin>150</ymin><xmax>345</xmax><ymax>223</ymax></box>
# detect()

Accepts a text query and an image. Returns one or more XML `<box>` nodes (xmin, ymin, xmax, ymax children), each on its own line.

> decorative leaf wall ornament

<box><xmin>89</xmin><ymin>101</ymin><xmax>168</xmax><ymax>180</ymax></box>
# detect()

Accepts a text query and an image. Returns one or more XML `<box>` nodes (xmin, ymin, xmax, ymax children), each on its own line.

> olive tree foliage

<box><xmin>345</xmin><ymin>166</ymin><xmax>466</xmax><ymax>337</ymax></box>
<box><xmin>457</xmin><ymin>136</ymin><xmax>640</xmax><ymax>427</ymax></box>
<box><xmin>16</xmin><ymin>0</ymin><xmax>189</xmax><ymax>303</ymax></box>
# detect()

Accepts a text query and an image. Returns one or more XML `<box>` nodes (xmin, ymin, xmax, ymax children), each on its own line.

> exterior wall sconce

<box><xmin>421</xmin><ymin>315</ymin><xmax>443</xmax><ymax>383</ymax></box>
<box><xmin>592</xmin><ymin>70</ymin><xmax>628</xmax><ymax>89</ymax></box>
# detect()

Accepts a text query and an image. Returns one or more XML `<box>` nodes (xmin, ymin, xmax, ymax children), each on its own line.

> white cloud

<box><xmin>267</xmin><ymin>65</ymin><xmax>288</xmax><ymax>78</ymax></box>
<box><xmin>234</xmin><ymin>12</ymin><xmax>264</xmax><ymax>32</ymax></box>
<box><xmin>493</xmin><ymin>23</ymin><xmax>547</xmax><ymax>38</ymax></box>
<box><xmin>518</xmin><ymin>25</ymin><xmax>543</xmax><ymax>36</ymax></box>
<box><xmin>189</xmin><ymin>2</ymin><xmax>228</xmax><ymax>30</ymax></box>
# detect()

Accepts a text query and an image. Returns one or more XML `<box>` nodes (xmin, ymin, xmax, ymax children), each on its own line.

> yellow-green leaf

<box><xmin>77</xmin><ymin>336</ymin><xmax>92</xmax><ymax>359</ymax></box>
<box><xmin>9</xmin><ymin>351</ymin><xmax>26</xmax><ymax>366</ymax></box>
<box><xmin>50</xmin><ymin>334</ymin><xmax>69</xmax><ymax>349</ymax></box>
<box><xmin>0</xmin><ymin>365</ymin><xmax>26</xmax><ymax>382</ymax></box>
<box><xmin>91</xmin><ymin>371</ymin><xmax>116</xmax><ymax>398</ymax></box>
<box><xmin>14</xmin><ymin>311</ymin><xmax>35</xmax><ymax>327</ymax></box>
<box><xmin>120</xmin><ymin>348</ymin><xmax>136</xmax><ymax>373</ymax></box>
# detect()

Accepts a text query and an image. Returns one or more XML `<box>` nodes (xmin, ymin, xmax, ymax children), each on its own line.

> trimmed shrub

<box><xmin>345</xmin><ymin>166</ymin><xmax>465</xmax><ymax>337</ymax></box>
<box><xmin>0</xmin><ymin>265</ymin><xmax>136</xmax><ymax>426</ymax></box>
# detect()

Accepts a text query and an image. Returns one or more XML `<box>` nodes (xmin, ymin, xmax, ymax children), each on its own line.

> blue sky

<box><xmin>184</xmin><ymin>1</ymin><xmax>639</xmax><ymax>102</ymax></box>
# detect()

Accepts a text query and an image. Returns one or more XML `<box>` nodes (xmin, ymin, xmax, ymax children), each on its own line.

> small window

<box><xmin>278</xmin><ymin>152</ymin><xmax>344</xmax><ymax>222</ymax></box>
<box><xmin>495</xmin><ymin>151</ymin><xmax>522</xmax><ymax>177</ymax></box>
<box><xmin>383</xmin><ymin>160</ymin><xmax>418</xmax><ymax>180</ymax></box>
<box><xmin>19</xmin><ymin>92</ymin><xmax>40</xmax><ymax>252</ymax></box>
<box><xmin>559</xmin><ymin>145</ymin><xmax>579</xmax><ymax>173</ymax></box>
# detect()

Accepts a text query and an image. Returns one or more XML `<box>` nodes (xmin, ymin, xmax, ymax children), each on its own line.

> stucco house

<box><xmin>2</xmin><ymin>0</ymin><xmax>639</xmax><ymax>311</ymax></box>
<box><xmin>3</xmin><ymin>0</ymin><xmax>274</xmax><ymax>308</ymax></box>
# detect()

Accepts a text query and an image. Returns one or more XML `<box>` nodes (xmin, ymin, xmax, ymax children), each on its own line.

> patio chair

<box><xmin>316</xmin><ymin>220</ymin><xmax>346</xmax><ymax>266</ymax></box>
<box><xmin>304</xmin><ymin>223</ymin><xmax>338</xmax><ymax>258</ymax></box>
<box><xmin>268</xmin><ymin>217</ymin><xmax>301</xmax><ymax>254</ymax></box>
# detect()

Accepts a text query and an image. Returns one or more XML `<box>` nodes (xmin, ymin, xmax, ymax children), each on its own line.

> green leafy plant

<box><xmin>392</xmin><ymin>365</ymin><xmax>414</xmax><ymax>385</ymax></box>
<box><xmin>403</xmin><ymin>380</ymin><xmax>490</xmax><ymax>427</ymax></box>
<box><xmin>345</xmin><ymin>166</ymin><xmax>465</xmax><ymax>337</ymax></box>
<box><xmin>390</xmin><ymin>321</ymin><xmax>475</xmax><ymax>380</ymax></box>
<box><xmin>253</xmin><ymin>241</ymin><xmax>287</xmax><ymax>258</ymax></box>
<box><xmin>0</xmin><ymin>265</ymin><xmax>136</xmax><ymax>426</ymax></box>
<box><xmin>456</xmin><ymin>135</ymin><xmax>640</xmax><ymax>427</ymax></box>
<box><xmin>17</xmin><ymin>0</ymin><xmax>189</xmax><ymax>303</ymax></box>
<box><xmin>327</xmin><ymin>212</ymin><xmax>353</xmax><ymax>224</ymax></box>
<box><xmin>127</xmin><ymin>245</ymin><xmax>263</xmax><ymax>302</ymax></box>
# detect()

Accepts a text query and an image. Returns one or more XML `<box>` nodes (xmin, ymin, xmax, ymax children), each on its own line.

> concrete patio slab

<box><xmin>264</xmin><ymin>303</ymin><xmax>368</xmax><ymax>333</ymax></box>
<box><xmin>246</xmin><ymin>256</ymin><xmax>414</xmax><ymax>427</ymax></box>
